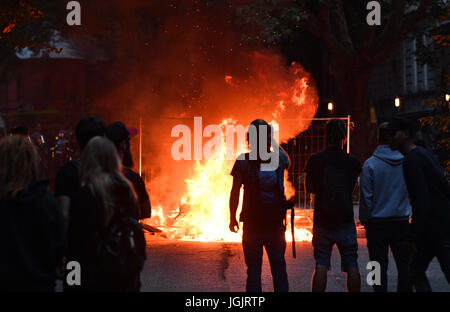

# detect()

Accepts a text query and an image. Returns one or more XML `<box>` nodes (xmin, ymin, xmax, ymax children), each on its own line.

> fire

<box><xmin>150</xmin><ymin>120</ymin><xmax>313</xmax><ymax>243</ymax></box>
<box><xmin>224</xmin><ymin>75</ymin><xmax>233</xmax><ymax>86</ymax></box>
<box><xmin>152</xmin><ymin>119</ymin><xmax>244</xmax><ymax>242</ymax></box>
<box><xmin>146</xmin><ymin>59</ymin><xmax>318</xmax><ymax>243</ymax></box>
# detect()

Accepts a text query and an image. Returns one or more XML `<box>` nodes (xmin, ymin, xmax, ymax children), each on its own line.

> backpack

<box><xmin>95</xmin><ymin>211</ymin><xmax>146</xmax><ymax>285</ymax></box>
<box><xmin>245</xmin><ymin>154</ymin><xmax>289</xmax><ymax>224</ymax></box>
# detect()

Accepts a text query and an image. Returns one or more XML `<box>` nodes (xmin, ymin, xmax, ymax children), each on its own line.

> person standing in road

<box><xmin>305</xmin><ymin>119</ymin><xmax>362</xmax><ymax>292</ymax></box>
<box><xmin>360</xmin><ymin>122</ymin><xmax>412</xmax><ymax>292</ymax></box>
<box><xmin>229</xmin><ymin>119</ymin><xmax>290</xmax><ymax>292</ymax></box>
<box><xmin>388</xmin><ymin>116</ymin><xmax>450</xmax><ymax>292</ymax></box>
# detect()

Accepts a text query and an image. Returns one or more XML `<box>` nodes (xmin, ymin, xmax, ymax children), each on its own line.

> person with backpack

<box><xmin>359</xmin><ymin>122</ymin><xmax>412</xmax><ymax>292</ymax></box>
<box><xmin>388</xmin><ymin>116</ymin><xmax>450</xmax><ymax>291</ymax></box>
<box><xmin>68</xmin><ymin>136</ymin><xmax>146</xmax><ymax>291</ymax></box>
<box><xmin>229</xmin><ymin>119</ymin><xmax>290</xmax><ymax>292</ymax></box>
<box><xmin>0</xmin><ymin>136</ymin><xmax>65</xmax><ymax>291</ymax></box>
<box><xmin>304</xmin><ymin>119</ymin><xmax>362</xmax><ymax>292</ymax></box>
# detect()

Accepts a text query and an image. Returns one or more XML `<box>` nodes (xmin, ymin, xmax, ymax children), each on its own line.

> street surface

<box><xmin>141</xmin><ymin>235</ymin><xmax>450</xmax><ymax>292</ymax></box>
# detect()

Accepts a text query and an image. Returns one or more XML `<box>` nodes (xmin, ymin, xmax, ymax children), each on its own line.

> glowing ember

<box><xmin>224</xmin><ymin>75</ymin><xmax>233</xmax><ymax>86</ymax></box>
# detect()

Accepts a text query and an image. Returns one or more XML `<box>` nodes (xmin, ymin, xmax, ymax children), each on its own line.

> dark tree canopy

<box><xmin>236</xmin><ymin>0</ymin><xmax>448</xmax><ymax>159</ymax></box>
<box><xmin>0</xmin><ymin>0</ymin><xmax>63</xmax><ymax>74</ymax></box>
<box><xmin>237</xmin><ymin>0</ymin><xmax>447</xmax><ymax>67</ymax></box>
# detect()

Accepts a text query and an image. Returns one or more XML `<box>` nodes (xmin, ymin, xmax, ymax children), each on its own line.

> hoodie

<box><xmin>359</xmin><ymin>145</ymin><xmax>411</xmax><ymax>224</ymax></box>
<box><xmin>0</xmin><ymin>179</ymin><xmax>65</xmax><ymax>291</ymax></box>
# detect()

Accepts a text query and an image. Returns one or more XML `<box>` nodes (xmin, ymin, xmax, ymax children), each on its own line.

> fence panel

<box><xmin>285</xmin><ymin>116</ymin><xmax>351</xmax><ymax>210</ymax></box>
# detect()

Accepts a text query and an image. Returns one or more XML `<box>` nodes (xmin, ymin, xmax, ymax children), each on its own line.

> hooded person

<box><xmin>359</xmin><ymin>122</ymin><xmax>412</xmax><ymax>292</ymax></box>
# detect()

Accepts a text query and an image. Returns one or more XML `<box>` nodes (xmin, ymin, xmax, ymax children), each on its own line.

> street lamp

<box><xmin>394</xmin><ymin>97</ymin><xmax>401</xmax><ymax>108</ymax></box>
<box><xmin>445</xmin><ymin>94</ymin><xmax>450</xmax><ymax>102</ymax></box>
<box><xmin>327</xmin><ymin>101</ymin><xmax>334</xmax><ymax>111</ymax></box>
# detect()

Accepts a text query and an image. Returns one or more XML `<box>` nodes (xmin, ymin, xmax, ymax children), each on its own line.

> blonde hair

<box><xmin>79</xmin><ymin>136</ymin><xmax>136</xmax><ymax>226</ymax></box>
<box><xmin>0</xmin><ymin>136</ymin><xmax>41</xmax><ymax>199</ymax></box>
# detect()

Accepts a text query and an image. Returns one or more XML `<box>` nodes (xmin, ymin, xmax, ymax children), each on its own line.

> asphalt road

<box><xmin>140</xmin><ymin>235</ymin><xmax>450</xmax><ymax>292</ymax></box>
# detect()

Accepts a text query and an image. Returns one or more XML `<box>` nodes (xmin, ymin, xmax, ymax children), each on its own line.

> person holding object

<box><xmin>359</xmin><ymin>122</ymin><xmax>412</xmax><ymax>292</ymax></box>
<box><xmin>229</xmin><ymin>119</ymin><xmax>290</xmax><ymax>292</ymax></box>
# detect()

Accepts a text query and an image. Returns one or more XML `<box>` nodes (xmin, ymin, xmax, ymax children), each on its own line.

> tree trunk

<box><xmin>333</xmin><ymin>65</ymin><xmax>377</xmax><ymax>162</ymax></box>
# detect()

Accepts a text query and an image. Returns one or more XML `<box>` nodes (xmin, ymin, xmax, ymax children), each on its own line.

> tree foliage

<box><xmin>237</xmin><ymin>0</ymin><xmax>447</xmax><ymax>73</ymax></box>
<box><xmin>236</xmin><ymin>0</ymin><xmax>448</xmax><ymax>159</ymax></box>
<box><xmin>0</xmin><ymin>0</ymin><xmax>62</xmax><ymax>75</ymax></box>
<box><xmin>417</xmin><ymin>8</ymin><xmax>450</xmax><ymax>172</ymax></box>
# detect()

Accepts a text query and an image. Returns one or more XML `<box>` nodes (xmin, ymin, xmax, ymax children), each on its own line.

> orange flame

<box><xmin>146</xmin><ymin>60</ymin><xmax>318</xmax><ymax>243</ymax></box>
<box><xmin>150</xmin><ymin>120</ymin><xmax>312</xmax><ymax>242</ymax></box>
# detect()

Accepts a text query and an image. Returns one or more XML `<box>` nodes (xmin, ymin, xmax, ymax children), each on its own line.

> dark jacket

<box><xmin>55</xmin><ymin>160</ymin><xmax>148</xmax><ymax>220</ymax></box>
<box><xmin>123</xmin><ymin>167</ymin><xmax>151</xmax><ymax>219</ymax></box>
<box><xmin>67</xmin><ymin>179</ymin><xmax>141</xmax><ymax>291</ymax></box>
<box><xmin>402</xmin><ymin>146</ymin><xmax>450</xmax><ymax>241</ymax></box>
<box><xmin>0</xmin><ymin>179</ymin><xmax>65</xmax><ymax>292</ymax></box>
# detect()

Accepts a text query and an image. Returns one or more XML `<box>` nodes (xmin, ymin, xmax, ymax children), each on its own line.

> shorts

<box><xmin>312</xmin><ymin>223</ymin><xmax>358</xmax><ymax>272</ymax></box>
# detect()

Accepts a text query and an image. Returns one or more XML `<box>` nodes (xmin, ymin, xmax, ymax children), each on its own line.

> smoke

<box><xmin>83</xmin><ymin>0</ymin><xmax>319</xmax><ymax>213</ymax></box>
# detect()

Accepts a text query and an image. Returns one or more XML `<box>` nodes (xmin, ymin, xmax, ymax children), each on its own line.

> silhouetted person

<box><xmin>105</xmin><ymin>122</ymin><xmax>151</xmax><ymax>220</ymax></box>
<box><xmin>388</xmin><ymin>116</ymin><xmax>450</xmax><ymax>292</ymax></box>
<box><xmin>305</xmin><ymin>119</ymin><xmax>361</xmax><ymax>292</ymax></box>
<box><xmin>54</xmin><ymin>116</ymin><xmax>106</xmax><ymax>227</ymax></box>
<box><xmin>360</xmin><ymin>122</ymin><xmax>412</xmax><ymax>292</ymax></box>
<box><xmin>0</xmin><ymin>115</ymin><xmax>6</xmax><ymax>139</ymax></box>
<box><xmin>69</xmin><ymin>136</ymin><xmax>145</xmax><ymax>291</ymax></box>
<box><xmin>0</xmin><ymin>136</ymin><xmax>65</xmax><ymax>291</ymax></box>
<box><xmin>10</xmin><ymin>126</ymin><xmax>28</xmax><ymax>136</ymax></box>
<box><xmin>229</xmin><ymin>119</ymin><xmax>290</xmax><ymax>292</ymax></box>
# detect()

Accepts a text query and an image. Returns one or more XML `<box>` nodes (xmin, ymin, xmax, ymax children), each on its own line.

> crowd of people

<box><xmin>0</xmin><ymin>114</ymin><xmax>448</xmax><ymax>292</ymax></box>
<box><xmin>0</xmin><ymin>116</ymin><xmax>150</xmax><ymax>291</ymax></box>
<box><xmin>229</xmin><ymin>117</ymin><xmax>450</xmax><ymax>292</ymax></box>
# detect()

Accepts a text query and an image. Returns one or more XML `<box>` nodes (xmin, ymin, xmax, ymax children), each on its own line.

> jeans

<box><xmin>242</xmin><ymin>223</ymin><xmax>289</xmax><ymax>292</ymax></box>
<box><xmin>312</xmin><ymin>223</ymin><xmax>358</xmax><ymax>272</ymax></box>
<box><xmin>365</xmin><ymin>220</ymin><xmax>412</xmax><ymax>292</ymax></box>
<box><xmin>410</xmin><ymin>237</ymin><xmax>450</xmax><ymax>292</ymax></box>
